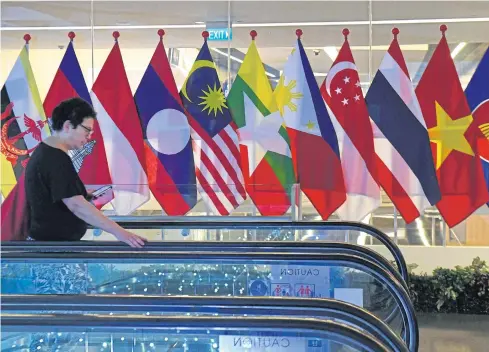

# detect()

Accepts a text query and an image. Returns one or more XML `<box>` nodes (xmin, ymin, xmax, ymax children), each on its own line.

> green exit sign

<box><xmin>207</xmin><ymin>28</ymin><xmax>232</xmax><ymax>41</ymax></box>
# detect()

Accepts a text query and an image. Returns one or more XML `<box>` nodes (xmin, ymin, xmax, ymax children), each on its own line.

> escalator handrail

<box><xmin>1</xmin><ymin>251</ymin><xmax>418</xmax><ymax>352</ymax></box>
<box><xmin>0</xmin><ymin>314</ymin><xmax>394</xmax><ymax>352</ymax></box>
<box><xmin>0</xmin><ymin>241</ymin><xmax>408</xmax><ymax>289</ymax></box>
<box><xmin>1</xmin><ymin>294</ymin><xmax>408</xmax><ymax>351</ymax></box>
<box><xmin>2</xmin><ymin>220</ymin><xmax>409</xmax><ymax>283</ymax></box>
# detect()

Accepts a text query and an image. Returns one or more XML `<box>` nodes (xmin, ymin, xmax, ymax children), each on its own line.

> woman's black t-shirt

<box><xmin>25</xmin><ymin>142</ymin><xmax>88</xmax><ymax>241</ymax></box>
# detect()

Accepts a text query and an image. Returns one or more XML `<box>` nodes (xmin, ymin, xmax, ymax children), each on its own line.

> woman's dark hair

<box><xmin>51</xmin><ymin>97</ymin><xmax>97</xmax><ymax>131</ymax></box>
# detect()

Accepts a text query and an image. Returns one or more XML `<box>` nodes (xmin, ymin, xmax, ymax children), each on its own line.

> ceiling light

<box><xmin>211</xmin><ymin>48</ymin><xmax>275</xmax><ymax>78</ymax></box>
<box><xmin>323</xmin><ymin>47</ymin><xmax>338</xmax><ymax>62</ymax></box>
<box><xmin>451</xmin><ymin>42</ymin><xmax>467</xmax><ymax>59</ymax></box>
<box><xmin>2</xmin><ymin>16</ymin><xmax>488</xmax><ymax>31</ymax></box>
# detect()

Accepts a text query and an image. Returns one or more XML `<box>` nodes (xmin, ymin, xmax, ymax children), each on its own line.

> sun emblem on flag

<box><xmin>199</xmin><ymin>83</ymin><xmax>228</xmax><ymax>117</ymax></box>
<box><xmin>274</xmin><ymin>75</ymin><xmax>303</xmax><ymax>116</ymax></box>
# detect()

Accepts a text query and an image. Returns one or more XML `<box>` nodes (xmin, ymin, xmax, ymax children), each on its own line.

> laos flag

<box><xmin>134</xmin><ymin>31</ymin><xmax>197</xmax><ymax>215</ymax></box>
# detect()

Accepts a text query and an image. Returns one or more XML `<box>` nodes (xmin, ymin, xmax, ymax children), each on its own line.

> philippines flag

<box><xmin>365</xmin><ymin>29</ymin><xmax>441</xmax><ymax>223</ymax></box>
<box><xmin>180</xmin><ymin>35</ymin><xmax>246</xmax><ymax>215</ymax></box>
<box><xmin>465</xmin><ymin>46</ymin><xmax>489</xmax><ymax>206</ymax></box>
<box><xmin>134</xmin><ymin>31</ymin><xmax>197</xmax><ymax>215</ymax></box>
<box><xmin>43</xmin><ymin>32</ymin><xmax>113</xmax><ymax>208</ymax></box>
<box><xmin>90</xmin><ymin>32</ymin><xmax>150</xmax><ymax>215</ymax></box>
<box><xmin>320</xmin><ymin>29</ymin><xmax>380</xmax><ymax>221</ymax></box>
<box><xmin>280</xmin><ymin>32</ymin><xmax>346</xmax><ymax>219</ymax></box>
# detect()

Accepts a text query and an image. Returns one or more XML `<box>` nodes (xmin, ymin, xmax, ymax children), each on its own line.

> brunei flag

<box><xmin>1</xmin><ymin>35</ymin><xmax>49</xmax><ymax>197</ymax></box>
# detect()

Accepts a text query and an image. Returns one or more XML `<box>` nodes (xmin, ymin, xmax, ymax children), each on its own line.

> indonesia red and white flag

<box><xmin>320</xmin><ymin>29</ymin><xmax>380</xmax><ymax>221</ymax></box>
<box><xmin>90</xmin><ymin>32</ymin><xmax>150</xmax><ymax>215</ymax></box>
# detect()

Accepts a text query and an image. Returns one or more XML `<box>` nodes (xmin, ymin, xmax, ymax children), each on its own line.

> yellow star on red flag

<box><xmin>428</xmin><ymin>101</ymin><xmax>474</xmax><ymax>169</ymax></box>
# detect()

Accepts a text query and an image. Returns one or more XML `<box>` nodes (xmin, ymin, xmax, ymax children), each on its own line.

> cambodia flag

<box><xmin>465</xmin><ymin>46</ymin><xmax>489</xmax><ymax>206</ymax></box>
<box><xmin>44</xmin><ymin>32</ymin><xmax>113</xmax><ymax>208</ymax></box>
<box><xmin>134</xmin><ymin>31</ymin><xmax>197</xmax><ymax>215</ymax></box>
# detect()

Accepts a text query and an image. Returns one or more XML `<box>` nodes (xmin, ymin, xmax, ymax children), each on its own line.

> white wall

<box><xmin>368</xmin><ymin>245</ymin><xmax>489</xmax><ymax>274</ymax></box>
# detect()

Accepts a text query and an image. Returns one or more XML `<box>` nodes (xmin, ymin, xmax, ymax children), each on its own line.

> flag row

<box><xmin>1</xmin><ymin>26</ymin><xmax>488</xmax><ymax>227</ymax></box>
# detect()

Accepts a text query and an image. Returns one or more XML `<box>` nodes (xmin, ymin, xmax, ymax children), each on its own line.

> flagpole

<box><xmin>227</xmin><ymin>0</ymin><xmax>231</xmax><ymax>92</ymax></box>
<box><xmin>393</xmin><ymin>207</ymin><xmax>398</xmax><ymax>245</ymax></box>
<box><xmin>24</xmin><ymin>34</ymin><xmax>30</xmax><ymax>55</ymax></box>
<box><xmin>368</xmin><ymin>0</ymin><xmax>373</xmax><ymax>85</ymax></box>
<box><xmin>90</xmin><ymin>0</ymin><xmax>95</xmax><ymax>85</ymax></box>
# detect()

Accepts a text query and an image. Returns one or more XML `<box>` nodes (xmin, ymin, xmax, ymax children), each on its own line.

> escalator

<box><xmin>2</xmin><ymin>220</ymin><xmax>409</xmax><ymax>282</ymax></box>
<box><xmin>1</xmin><ymin>221</ymin><xmax>417</xmax><ymax>351</ymax></box>
<box><xmin>1</xmin><ymin>314</ymin><xmax>392</xmax><ymax>352</ymax></box>
<box><xmin>2</xmin><ymin>294</ymin><xmax>409</xmax><ymax>351</ymax></box>
<box><xmin>1</xmin><ymin>250</ymin><xmax>417</xmax><ymax>350</ymax></box>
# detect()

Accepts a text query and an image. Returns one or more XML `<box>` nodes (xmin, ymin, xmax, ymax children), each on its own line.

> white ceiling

<box><xmin>1</xmin><ymin>1</ymin><xmax>489</xmax><ymax>86</ymax></box>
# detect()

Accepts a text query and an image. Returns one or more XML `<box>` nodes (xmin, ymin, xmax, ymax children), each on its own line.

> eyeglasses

<box><xmin>79</xmin><ymin>124</ymin><xmax>94</xmax><ymax>135</ymax></box>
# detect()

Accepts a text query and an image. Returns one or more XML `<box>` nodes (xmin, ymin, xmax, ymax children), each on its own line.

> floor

<box><xmin>417</xmin><ymin>313</ymin><xmax>489</xmax><ymax>352</ymax></box>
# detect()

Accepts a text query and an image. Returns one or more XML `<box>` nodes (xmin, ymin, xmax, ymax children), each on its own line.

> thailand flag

<box><xmin>280</xmin><ymin>34</ymin><xmax>346</xmax><ymax>219</ymax></box>
<box><xmin>90</xmin><ymin>32</ymin><xmax>150</xmax><ymax>215</ymax></box>
<box><xmin>365</xmin><ymin>29</ymin><xmax>441</xmax><ymax>223</ymax></box>
<box><xmin>465</xmin><ymin>47</ymin><xmax>489</xmax><ymax>206</ymax></box>
<box><xmin>43</xmin><ymin>32</ymin><xmax>113</xmax><ymax>208</ymax></box>
<box><xmin>134</xmin><ymin>32</ymin><xmax>197</xmax><ymax>215</ymax></box>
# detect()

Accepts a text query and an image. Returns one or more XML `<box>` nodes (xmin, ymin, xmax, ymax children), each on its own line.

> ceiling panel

<box><xmin>1</xmin><ymin>0</ymin><xmax>488</xmax><ymax>89</ymax></box>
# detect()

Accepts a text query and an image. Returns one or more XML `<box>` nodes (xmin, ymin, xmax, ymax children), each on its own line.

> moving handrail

<box><xmin>1</xmin><ymin>251</ymin><xmax>418</xmax><ymax>351</ymax></box>
<box><xmin>1</xmin><ymin>294</ymin><xmax>409</xmax><ymax>351</ymax></box>
<box><xmin>3</xmin><ymin>220</ymin><xmax>408</xmax><ymax>282</ymax></box>
<box><xmin>1</xmin><ymin>241</ymin><xmax>408</xmax><ymax>289</ymax></box>
<box><xmin>1</xmin><ymin>314</ymin><xmax>393</xmax><ymax>351</ymax></box>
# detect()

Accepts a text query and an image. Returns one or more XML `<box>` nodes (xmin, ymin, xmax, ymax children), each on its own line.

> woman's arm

<box><xmin>62</xmin><ymin>195</ymin><xmax>146</xmax><ymax>248</ymax></box>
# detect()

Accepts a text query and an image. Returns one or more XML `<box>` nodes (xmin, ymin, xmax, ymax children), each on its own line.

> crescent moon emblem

<box><xmin>325</xmin><ymin>61</ymin><xmax>357</xmax><ymax>96</ymax></box>
<box><xmin>180</xmin><ymin>60</ymin><xmax>216</xmax><ymax>103</ymax></box>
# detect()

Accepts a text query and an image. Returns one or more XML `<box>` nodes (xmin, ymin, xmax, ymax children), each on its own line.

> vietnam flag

<box><xmin>415</xmin><ymin>25</ymin><xmax>489</xmax><ymax>227</ymax></box>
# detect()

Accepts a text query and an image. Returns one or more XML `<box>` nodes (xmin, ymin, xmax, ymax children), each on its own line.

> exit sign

<box><xmin>207</xmin><ymin>28</ymin><xmax>232</xmax><ymax>41</ymax></box>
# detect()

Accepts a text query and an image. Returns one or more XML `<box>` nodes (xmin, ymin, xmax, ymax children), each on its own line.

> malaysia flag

<box><xmin>43</xmin><ymin>32</ymin><xmax>113</xmax><ymax>208</ymax></box>
<box><xmin>365</xmin><ymin>29</ymin><xmax>441</xmax><ymax>223</ymax></box>
<box><xmin>134</xmin><ymin>30</ymin><xmax>197</xmax><ymax>215</ymax></box>
<box><xmin>180</xmin><ymin>34</ymin><xmax>246</xmax><ymax>215</ymax></box>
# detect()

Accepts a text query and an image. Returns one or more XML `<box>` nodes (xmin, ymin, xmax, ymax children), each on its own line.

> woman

<box><xmin>25</xmin><ymin>97</ymin><xmax>146</xmax><ymax>248</ymax></box>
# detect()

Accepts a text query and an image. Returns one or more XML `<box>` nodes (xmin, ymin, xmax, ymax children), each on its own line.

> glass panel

<box><xmin>1</xmin><ymin>316</ymin><xmax>386</xmax><ymax>352</ymax></box>
<box><xmin>1</xmin><ymin>300</ymin><xmax>407</xmax><ymax>351</ymax></box>
<box><xmin>82</xmin><ymin>224</ymin><xmax>401</xmax><ymax>278</ymax></box>
<box><xmin>369</xmin><ymin>1</ymin><xmax>489</xmax><ymax>247</ymax></box>
<box><xmin>1</xmin><ymin>257</ymin><xmax>406</xmax><ymax>341</ymax></box>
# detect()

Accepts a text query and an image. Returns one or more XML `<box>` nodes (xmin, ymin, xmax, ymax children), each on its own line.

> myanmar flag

<box><xmin>1</xmin><ymin>43</ymin><xmax>49</xmax><ymax>197</ymax></box>
<box><xmin>227</xmin><ymin>36</ymin><xmax>296</xmax><ymax>216</ymax></box>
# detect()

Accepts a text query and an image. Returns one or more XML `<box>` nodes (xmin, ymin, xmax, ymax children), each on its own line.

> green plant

<box><xmin>408</xmin><ymin>257</ymin><xmax>489</xmax><ymax>314</ymax></box>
